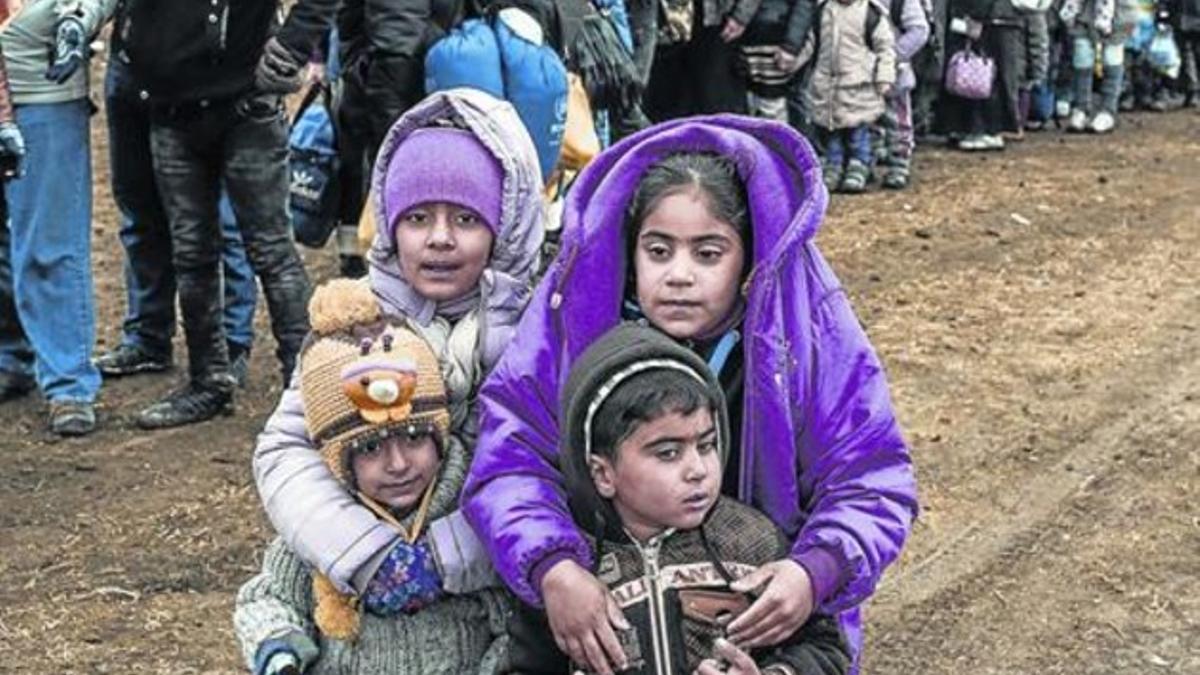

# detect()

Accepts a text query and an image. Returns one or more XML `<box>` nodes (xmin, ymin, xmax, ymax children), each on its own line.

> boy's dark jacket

<box><xmin>113</xmin><ymin>0</ymin><xmax>336</xmax><ymax>103</ymax></box>
<box><xmin>505</xmin><ymin>499</ymin><xmax>850</xmax><ymax>675</ymax></box>
<box><xmin>505</xmin><ymin>324</ymin><xmax>849</xmax><ymax>675</ymax></box>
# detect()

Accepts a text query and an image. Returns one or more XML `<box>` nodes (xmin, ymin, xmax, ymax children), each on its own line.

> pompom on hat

<box><xmin>382</xmin><ymin>127</ymin><xmax>505</xmax><ymax>238</ymax></box>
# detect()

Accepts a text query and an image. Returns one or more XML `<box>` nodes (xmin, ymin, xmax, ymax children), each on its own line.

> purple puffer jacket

<box><xmin>462</xmin><ymin>115</ymin><xmax>918</xmax><ymax>665</ymax></box>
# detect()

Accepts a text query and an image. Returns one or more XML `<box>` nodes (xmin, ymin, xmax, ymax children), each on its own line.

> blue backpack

<box><xmin>288</xmin><ymin>83</ymin><xmax>340</xmax><ymax>248</ymax></box>
<box><xmin>425</xmin><ymin>14</ymin><xmax>568</xmax><ymax>181</ymax></box>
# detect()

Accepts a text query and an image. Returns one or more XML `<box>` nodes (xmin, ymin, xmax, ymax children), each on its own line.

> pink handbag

<box><xmin>945</xmin><ymin>44</ymin><xmax>996</xmax><ymax>100</ymax></box>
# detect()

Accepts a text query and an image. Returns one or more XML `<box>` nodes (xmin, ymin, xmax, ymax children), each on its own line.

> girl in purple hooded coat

<box><xmin>462</xmin><ymin>116</ymin><xmax>917</xmax><ymax>674</ymax></box>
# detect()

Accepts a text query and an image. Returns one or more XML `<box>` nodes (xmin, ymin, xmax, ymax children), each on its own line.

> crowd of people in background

<box><xmin>0</xmin><ymin>0</ymin><xmax>1194</xmax><ymax>436</ymax></box>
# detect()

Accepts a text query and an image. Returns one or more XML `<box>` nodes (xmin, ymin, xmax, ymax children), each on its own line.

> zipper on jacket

<box><xmin>632</xmin><ymin>532</ymin><xmax>674</xmax><ymax>675</ymax></box>
<box><xmin>548</xmin><ymin>243</ymin><xmax>580</xmax><ymax>311</ymax></box>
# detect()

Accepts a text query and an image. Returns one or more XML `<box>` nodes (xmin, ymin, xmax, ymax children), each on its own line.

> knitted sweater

<box><xmin>234</xmin><ymin>537</ymin><xmax>511</xmax><ymax>675</ymax></box>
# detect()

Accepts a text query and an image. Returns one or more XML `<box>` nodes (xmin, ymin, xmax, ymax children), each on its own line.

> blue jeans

<box><xmin>2</xmin><ymin>100</ymin><xmax>101</xmax><ymax>403</ymax></box>
<box><xmin>0</xmin><ymin>213</ymin><xmax>34</xmax><ymax>379</ymax></box>
<box><xmin>105</xmin><ymin>59</ymin><xmax>257</xmax><ymax>358</ymax></box>
<box><xmin>822</xmin><ymin>125</ymin><xmax>873</xmax><ymax>168</ymax></box>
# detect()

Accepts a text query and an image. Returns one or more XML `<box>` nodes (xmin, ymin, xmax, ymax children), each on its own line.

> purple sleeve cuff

<box><xmin>528</xmin><ymin>550</ymin><xmax>582</xmax><ymax>604</ymax></box>
<box><xmin>793</xmin><ymin>547</ymin><xmax>843</xmax><ymax>606</ymax></box>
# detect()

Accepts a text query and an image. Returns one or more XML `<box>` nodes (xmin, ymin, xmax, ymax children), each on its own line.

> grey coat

<box><xmin>802</xmin><ymin>0</ymin><xmax>898</xmax><ymax>129</ymax></box>
<box><xmin>253</xmin><ymin>89</ymin><xmax>545</xmax><ymax>597</ymax></box>
<box><xmin>1</xmin><ymin>0</ymin><xmax>118</xmax><ymax>104</ymax></box>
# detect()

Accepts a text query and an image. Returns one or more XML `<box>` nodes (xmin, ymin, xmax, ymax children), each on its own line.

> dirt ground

<box><xmin>0</xmin><ymin>88</ymin><xmax>1196</xmax><ymax>673</ymax></box>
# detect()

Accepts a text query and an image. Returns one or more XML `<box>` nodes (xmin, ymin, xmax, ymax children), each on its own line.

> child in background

<box><xmin>739</xmin><ymin>0</ymin><xmax>816</xmax><ymax>121</ymax></box>
<box><xmin>235</xmin><ymin>315</ymin><xmax>510</xmax><ymax>675</ymax></box>
<box><xmin>1015</xmin><ymin>0</ymin><xmax>1051</xmax><ymax>136</ymax></box>
<box><xmin>802</xmin><ymin>0</ymin><xmax>897</xmax><ymax>193</ymax></box>
<box><xmin>505</xmin><ymin>323</ymin><xmax>850</xmax><ymax>675</ymax></box>
<box><xmin>1061</xmin><ymin>0</ymin><xmax>1139</xmax><ymax>132</ymax></box>
<box><xmin>877</xmin><ymin>0</ymin><xmax>931</xmax><ymax>189</ymax></box>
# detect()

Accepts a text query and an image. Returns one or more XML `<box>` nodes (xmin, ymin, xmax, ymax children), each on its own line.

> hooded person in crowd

<box><xmin>463</xmin><ymin>116</ymin><xmax>917</xmax><ymax>675</ymax></box>
<box><xmin>254</xmin><ymin>89</ymin><xmax>544</xmax><ymax>623</ymax></box>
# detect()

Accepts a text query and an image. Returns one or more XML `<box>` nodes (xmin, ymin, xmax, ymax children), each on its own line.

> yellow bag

<box><xmin>357</xmin><ymin>190</ymin><xmax>377</xmax><ymax>254</ymax></box>
<box><xmin>558</xmin><ymin>73</ymin><xmax>600</xmax><ymax>172</ymax></box>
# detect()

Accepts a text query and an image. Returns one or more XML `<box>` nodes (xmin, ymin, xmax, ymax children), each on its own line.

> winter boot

<box><xmin>840</xmin><ymin>159</ymin><xmax>870</xmax><ymax>193</ymax></box>
<box><xmin>822</xmin><ymin>161</ymin><xmax>843</xmax><ymax>192</ymax></box>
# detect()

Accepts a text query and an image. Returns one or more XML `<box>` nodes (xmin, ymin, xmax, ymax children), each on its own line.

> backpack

<box><xmin>425</xmin><ymin>12</ymin><xmax>568</xmax><ymax>181</ymax></box>
<box><xmin>287</xmin><ymin>83</ymin><xmax>340</xmax><ymax>249</ymax></box>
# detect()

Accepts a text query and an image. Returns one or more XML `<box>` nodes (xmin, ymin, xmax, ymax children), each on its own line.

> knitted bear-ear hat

<box><xmin>297</xmin><ymin>278</ymin><xmax>452</xmax><ymax>641</ymax></box>
<box><xmin>300</xmin><ymin>279</ymin><xmax>451</xmax><ymax>489</ymax></box>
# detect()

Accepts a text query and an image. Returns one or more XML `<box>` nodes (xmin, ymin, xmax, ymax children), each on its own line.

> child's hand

<box><xmin>363</xmin><ymin>538</ymin><xmax>444</xmax><ymax>615</ymax></box>
<box><xmin>726</xmin><ymin>559</ymin><xmax>815</xmax><ymax>648</ymax></box>
<box><xmin>542</xmin><ymin>559</ymin><xmax>630</xmax><ymax>675</ymax></box>
<box><xmin>877</xmin><ymin>82</ymin><xmax>894</xmax><ymax>98</ymax></box>
<box><xmin>696</xmin><ymin>638</ymin><xmax>761</xmax><ymax>675</ymax></box>
<box><xmin>775</xmin><ymin>48</ymin><xmax>803</xmax><ymax>74</ymax></box>
<box><xmin>721</xmin><ymin>17</ymin><xmax>747</xmax><ymax>42</ymax></box>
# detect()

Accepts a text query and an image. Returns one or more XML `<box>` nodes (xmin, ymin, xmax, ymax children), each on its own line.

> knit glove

<box><xmin>45</xmin><ymin>16</ymin><xmax>88</xmax><ymax>84</ymax></box>
<box><xmin>254</xmin><ymin>37</ymin><xmax>305</xmax><ymax>94</ymax></box>
<box><xmin>363</xmin><ymin>538</ymin><xmax>445</xmax><ymax>616</ymax></box>
<box><xmin>261</xmin><ymin>652</ymin><xmax>300</xmax><ymax>675</ymax></box>
<box><xmin>0</xmin><ymin>122</ymin><xmax>25</xmax><ymax>179</ymax></box>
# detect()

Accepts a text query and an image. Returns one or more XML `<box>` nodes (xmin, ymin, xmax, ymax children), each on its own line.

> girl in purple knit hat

<box><xmin>250</xmin><ymin>88</ymin><xmax>545</xmax><ymax>671</ymax></box>
<box><xmin>463</xmin><ymin>116</ymin><xmax>918</xmax><ymax>675</ymax></box>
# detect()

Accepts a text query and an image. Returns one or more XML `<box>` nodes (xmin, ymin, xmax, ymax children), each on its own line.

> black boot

<box><xmin>136</xmin><ymin>381</ymin><xmax>234</xmax><ymax>429</ymax></box>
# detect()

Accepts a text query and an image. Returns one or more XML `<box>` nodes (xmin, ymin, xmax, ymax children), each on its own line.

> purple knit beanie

<box><xmin>383</xmin><ymin>128</ymin><xmax>505</xmax><ymax>236</ymax></box>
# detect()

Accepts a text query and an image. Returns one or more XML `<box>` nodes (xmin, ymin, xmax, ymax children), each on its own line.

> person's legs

<box><xmin>217</xmin><ymin>191</ymin><xmax>256</xmax><ymax>358</ymax></box>
<box><xmin>0</xmin><ymin>207</ymin><xmax>35</xmax><ymax>399</ymax></box>
<box><xmin>1182</xmin><ymin>34</ymin><xmax>1200</xmax><ymax>104</ymax></box>
<box><xmin>149</xmin><ymin>111</ymin><xmax>231</xmax><ymax>392</ymax></box>
<box><xmin>1070</xmin><ymin>34</ymin><xmax>1096</xmax><ymax>128</ymax></box>
<box><xmin>220</xmin><ymin>97</ymin><xmax>312</xmax><ymax>383</ymax></box>
<box><xmin>5</xmin><ymin>100</ymin><xmax>101</xmax><ymax>432</ymax></box>
<box><xmin>821</xmin><ymin>127</ymin><xmax>845</xmax><ymax>190</ymax></box>
<box><xmin>689</xmin><ymin>26</ymin><xmax>749</xmax><ymax>115</ymax></box>
<box><xmin>1096</xmin><ymin>41</ymin><xmax>1126</xmax><ymax>113</ymax></box>
<box><xmin>102</xmin><ymin>58</ymin><xmax>176</xmax><ymax>371</ymax></box>
<box><xmin>644</xmin><ymin>43</ymin><xmax>692</xmax><ymax>121</ymax></box>
<box><xmin>841</xmin><ymin>125</ymin><xmax>872</xmax><ymax>193</ymax></box>
<box><xmin>883</xmin><ymin>91</ymin><xmax>915</xmax><ymax>188</ymax></box>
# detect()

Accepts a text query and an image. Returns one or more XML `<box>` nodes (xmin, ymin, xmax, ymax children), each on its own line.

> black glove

<box><xmin>0</xmin><ymin>122</ymin><xmax>25</xmax><ymax>179</ymax></box>
<box><xmin>254</xmin><ymin>36</ymin><xmax>304</xmax><ymax>94</ymax></box>
<box><xmin>45</xmin><ymin>16</ymin><xmax>88</xmax><ymax>84</ymax></box>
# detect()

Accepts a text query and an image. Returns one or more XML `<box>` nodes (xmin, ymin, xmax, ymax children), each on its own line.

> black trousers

<box><xmin>645</xmin><ymin>25</ymin><xmax>748</xmax><ymax>121</ymax></box>
<box><xmin>150</xmin><ymin>95</ymin><xmax>312</xmax><ymax>388</ymax></box>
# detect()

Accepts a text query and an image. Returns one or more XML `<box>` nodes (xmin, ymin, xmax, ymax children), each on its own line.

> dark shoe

<box><xmin>228</xmin><ymin>343</ymin><xmax>251</xmax><ymax>388</ymax></box>
<box><xmin>839</xmin><ymin>159</ymin><xmax>870</xmax><ymax>193</ymax></box>
<box><xmin>49</xmin><ymin>401</ymin><xmax>97</xmax><ymax>437</ymax></box>
<box><xmin>0</xmin><ymin>370</ymin><xmax>35</xmax><ymax>402</ymax></box>
<box><xmin>136</xmin><ymin>383</ymin><xmax>233</xmax><ymax>430</ymax></box>
<box><xmin>94</xmin><ymin>343</ymin><xmax>171</xmax><ymax>377</ymax></box>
